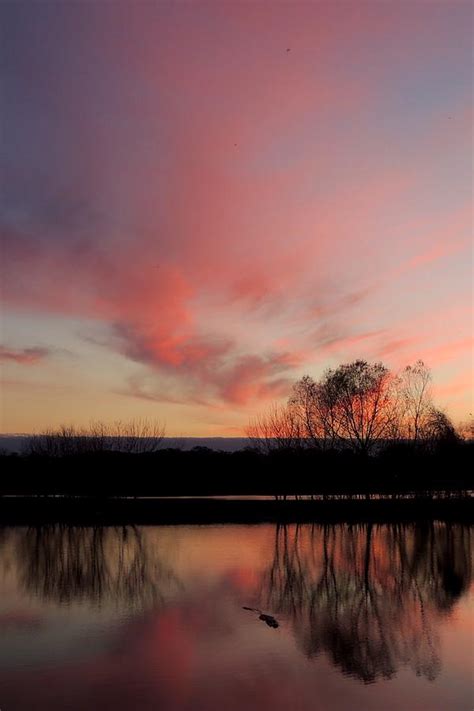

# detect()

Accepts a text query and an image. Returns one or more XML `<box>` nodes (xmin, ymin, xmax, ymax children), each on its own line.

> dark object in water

<box><xmin>242</xmin><ymin>606</ymin><xmax>279</xmax><ymax>628</ymax></box>
<box><xmin>259</xmin><ymin>613</ymin><xmax>279</xmax><ymax>628</ymax></box>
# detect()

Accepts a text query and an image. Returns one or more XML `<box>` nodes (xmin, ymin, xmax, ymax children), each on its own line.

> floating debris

<box><xmin>243</xmin><ymin>606</ymin><xmax>279</xmax><ymax>628</ymax></box>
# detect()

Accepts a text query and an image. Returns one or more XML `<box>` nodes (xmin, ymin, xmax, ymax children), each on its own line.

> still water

<box><xmin>0</xmin><ymin>522</ymin><xmax>472</xmax><ymax>710</ymax></box>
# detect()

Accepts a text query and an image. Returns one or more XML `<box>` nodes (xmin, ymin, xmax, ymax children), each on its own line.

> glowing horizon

<box><xmin>1</xmin><ymin>1</ymin><xmax>472</xmax><ymax>435</ymax></box>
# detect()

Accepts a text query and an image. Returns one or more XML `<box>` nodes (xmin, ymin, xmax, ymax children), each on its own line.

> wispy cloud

<box><xmin>0</xmin><ymin>346</ymin><xmax>51</xmax><ymax>365</ymax></box>
<box><xmin>1</xmin><ymin>0</ymin><xmax>472</xmax><ymax>428</ymax></box>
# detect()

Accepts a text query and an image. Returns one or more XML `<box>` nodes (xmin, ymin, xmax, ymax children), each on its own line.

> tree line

<box><xmin>247</xmin><ymin>359</ymin><xmax>466</xmax><ymax>455</ymax></box>
<box><xmin>25</xmin><ymin>419</ymin><xmax>166</xmax><ymax>457</ymax></box>
<box><xmin>0</xmin><ymin>359</ymin><xmax>471</xmax><ymax>498</ymax></box>
<box><xmin>17</xmin><ymin>359</ymin><xmax>471</xmax><ymax>461</ymax></box>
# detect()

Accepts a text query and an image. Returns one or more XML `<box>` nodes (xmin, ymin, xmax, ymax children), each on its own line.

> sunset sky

<box><xmin>1</xmin><ymin>1</ymin><xmax>472</xmax><ymax>435</ymax></box>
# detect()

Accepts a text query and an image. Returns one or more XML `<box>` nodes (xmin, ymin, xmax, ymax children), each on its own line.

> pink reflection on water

<box><xmin>0</xmin><ymin>523</ymin><xmax>471</xmax><ymax>711</ymax></box>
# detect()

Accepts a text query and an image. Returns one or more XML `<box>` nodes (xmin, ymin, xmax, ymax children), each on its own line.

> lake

<box><xmin>0</xmin><ymin>522</ymin><xmax>472</xmax><ymax>710</ymax></box>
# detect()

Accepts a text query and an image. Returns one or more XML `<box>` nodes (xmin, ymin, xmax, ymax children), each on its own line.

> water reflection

<box><xmin>261</xmin><ymin>522</ymin><xmax>472</xmax><ymax>683</ymax></box>
<box><xmin>0</xmin><ymin>521</ymin><xmax>471</xmax><ymax>709</ymax></box>
<box><xmin>15</xmin><ymin>525</ymin><xmax>181</xmax><ymax>608</ymax></box>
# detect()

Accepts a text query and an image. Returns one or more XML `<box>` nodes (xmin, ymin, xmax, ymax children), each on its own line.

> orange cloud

<box><xmin>0</xmin><ymin>346</ymin><xmax>51</xmax><ymax>365</ymax></box>
<box><xmin>1</xmin><ymin>1</ymin><xmax>472</xmax><ymax>427</ymax></box>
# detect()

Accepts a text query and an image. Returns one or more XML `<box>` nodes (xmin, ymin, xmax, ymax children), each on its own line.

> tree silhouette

<box><xmin>318</xmin><ymin>361</ymin><xmax>400</xmax><ymax>454</ymax></box>
<box><xmin>26</xmin><ymin>419</ymin><xmax>165</xmax><ymax>457</ymax></box>
<box><xmin>400</xmin><ymin>360</ymin><xmax>433</xmax><ymax>442</ymax></box>
<box><xmin>249</xmin><ymin>359</ymin><xmax>461</xmax><ymax>456</ymax></box>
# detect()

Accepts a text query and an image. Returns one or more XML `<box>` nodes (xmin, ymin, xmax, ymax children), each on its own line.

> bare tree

<box><xmin>26</xmin><ymin>419</ymin><xmax>165</xmax><ymax>457</ymax></box>
<box><xmin>26</xmin><ymin>425</ymin><xmax>87</xmax><ymax>457</ymax></box>
<box><xmin>109</xmin><ymin>419</ymin><xmax>166</xmax><ymax>454</ymax></box>
<box><xmin>248</xmin><ymin>359</ymin><xmax>459</xmax><ymax>456</ymax></box>
<box><xmin>422</xmin><ymin>407</ymin><xmax>458</xmax><ymax>448</ymax></box>
<box><xmin>246</xmin><ymin>403</ymin><xmax>303</xmax><ymax>453</ymax></box>
<box><xmin>319</xmin><ymin>360</ymin><xmax>400</xmax><ymax>454</ymax></box>
<box><xmin>288</xmin><ymin>375</ymin><xmax>340</xmax><ymax>449</ymax></box>
<box><xmin>288</xmin><ymin>376</ymin><xmax>319</xmax><ymax>445</ymax></box>
<box><xmin>399</xmin><ymin>360</ymin><xmax>433</xmax><ymax>442</ymax></box>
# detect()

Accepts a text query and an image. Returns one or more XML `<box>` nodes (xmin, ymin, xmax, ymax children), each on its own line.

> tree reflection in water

<box><xmin>260</xmin><ymin>522</ymin><xmax>472</xmax><ymax>684</ymax></box>
<box><xmin>2</xmin><ymin>521</ymin><xmax>472</xmax><ymax>689</ymax></box>
<box><xmin>16</xmin><ymin>525</ymin><xmax>181</xmax><ymax>609</ymax></box>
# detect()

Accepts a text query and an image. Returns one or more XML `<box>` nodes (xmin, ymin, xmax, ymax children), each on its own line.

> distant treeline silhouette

<box><xmin>25</xmin><ymin>419</ymin><xmax>165</xmax><ymax>457</ymax></box>
<box><xmin>0</xmin><ymin>361</ymin><xmax>472</xmax><ymax>499</ymax></box>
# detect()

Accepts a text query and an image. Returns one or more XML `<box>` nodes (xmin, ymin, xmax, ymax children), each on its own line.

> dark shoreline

<box><xmin>0</xmin><ymin>495</ymin><xmax>472</xmax><ymax>526</ymax></box>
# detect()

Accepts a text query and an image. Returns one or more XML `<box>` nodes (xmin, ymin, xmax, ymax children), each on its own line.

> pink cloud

<box><xmin>433</xmin><ymin>370</ymin><xmax>473</xmax><ymax>400</ymax></box>
<box><xmin>404</xmin><ymin>241</ymin><xmax>466</xmax><ymax>272</ymax></box>
<box><xmin>418</xmin><ymin>339</ymin><xmax>473</xmax><ymax>368</ymax></box>
<box><xmin>1</xmin><ymin>1</ymin><xmax>472</xmax><ymax>424</ymax></box>
<box><xmin>375</xmin><ymin>338</ymin><xmax>419</xmax><ymax>359</ymax></box>
<box><xmin>0</xmin><ymin>346</ymin><xmax>51</xmax><ymax>365</ymax></box>
<box><xmin>118</xmin><ymin>350</ymin><xmax>298</xmax><ymax>408</ymax></box>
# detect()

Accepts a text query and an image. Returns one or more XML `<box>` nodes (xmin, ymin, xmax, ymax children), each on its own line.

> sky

<box><xmin>0</xmin><ymin>0</ymin><xmax>472</xmax><ymax>436</ymax></box>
